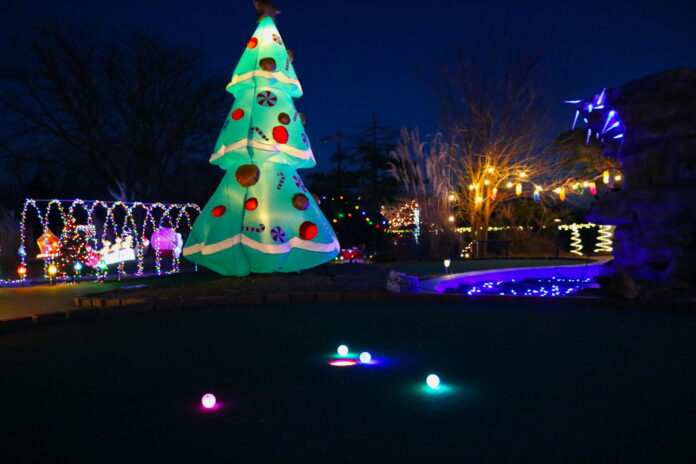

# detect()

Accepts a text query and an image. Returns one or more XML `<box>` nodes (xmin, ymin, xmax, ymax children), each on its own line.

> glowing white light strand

<box><xmin>594</xmin><ymin>225</ymin><xmax>614</xmax><ymax>253</ymax></box>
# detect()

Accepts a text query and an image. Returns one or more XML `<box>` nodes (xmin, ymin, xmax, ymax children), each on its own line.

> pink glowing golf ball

<box><xmin>201</xmin><ymin>393</ymin><xmax>216</xmax><ymax>409</ymax></box>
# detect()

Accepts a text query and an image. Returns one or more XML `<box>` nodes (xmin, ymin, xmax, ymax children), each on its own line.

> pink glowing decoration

<box><xmin>329</xmin><ymin>359</ymin><xmax>357</xmax><ymax>367</ymax></box>
<box><xmin>151</xmin><ymin>227</ymin><xmax>183</xmax><ymax>257</ymax></box>
<box><xmin>201</xmin><ymin>393</ymin><xmax>217</xmax><ymax>409</ymax></box>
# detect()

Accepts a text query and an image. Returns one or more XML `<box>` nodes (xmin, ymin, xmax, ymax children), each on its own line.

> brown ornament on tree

<box><xmin>260</xmin><ymin>57</ymin><xmax>277</xmax><ymax>72</ymax></box>
<box><xmin>287</xmin><ymin>49</ymin><xmax>294</xmax><ymax>63</ymax></box>
<box><xmin>235</xmin><ymin>164</ymin><xmax>260</xmax><ymax>187</ymax></box>
<box><xmin>292</xmin><ymin>193</ymin><xmax>310</xmax><ymax>210</ymax></box>
<box><xmin>299</xmin><ymin>113</ymin><xmax>306</xmax><ymax>125</ymax></box>
<box><xmin>278</xmin><ymin>112</ymin><xmax>290</xmax><ymax>125</ymax></box>
<box><xmin>253</xmin><ymin>0</ymin><xmax>281</xmax><ymax>21</ymax></box>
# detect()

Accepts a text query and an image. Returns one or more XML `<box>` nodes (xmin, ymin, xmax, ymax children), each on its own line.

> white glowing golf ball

<box><xmin>337</xmin><ymin>345</ymin><xmax>349</xmax><ymax>356</ymax></box>
<box><xmin>201</xmin><ymin>393</ymin><xmax>216</xmax><ymax>409</ymax></box>
<box><xmin>359</xmin><ymin>352</ymin><xmax>372</xmax><ymax>363</ymax></box>
<box><xmin>426</xmin><ymin>374</ymin><xmax>440</xmax><ymax>389</ymax></box>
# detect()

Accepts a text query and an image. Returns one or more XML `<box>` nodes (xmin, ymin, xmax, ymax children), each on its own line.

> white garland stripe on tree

<box><xmin>210</xmin><ymin>139</ymin><xmax>314</xmax><ymax>163</ymax></box>
<box><xmin>184</xmin><ymin>234</ymin><xmax>339</xmax><ymax>256</ymax></box>
<box><xmin>227</xmin><ymin>70</ymin><xmax>302</xmax><ymax>91</ymax></box>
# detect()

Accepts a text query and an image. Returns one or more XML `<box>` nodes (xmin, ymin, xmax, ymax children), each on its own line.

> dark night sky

<box><xmin>3</xmin><ymin>0</ymin><xmax>695</xmax><ymax>168</ymax></box>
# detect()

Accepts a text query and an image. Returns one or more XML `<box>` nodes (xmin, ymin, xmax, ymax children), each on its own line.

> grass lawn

<box><xmin>1</xmin><ymin>300</ymin><xmax>694</xmax><ymax>462</ymax></box>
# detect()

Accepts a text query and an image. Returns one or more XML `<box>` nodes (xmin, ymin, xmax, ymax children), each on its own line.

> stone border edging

<box><xmin>1</xmin><ymin>291</ymin><xmax>693</xmax><ymax>335</ymax></box>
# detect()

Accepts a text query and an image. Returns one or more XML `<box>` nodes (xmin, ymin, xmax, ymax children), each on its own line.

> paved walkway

<box><xmin>0</xmin><ymin>282</ymin><xmax>125</xmax><ymax>319</ymax></box>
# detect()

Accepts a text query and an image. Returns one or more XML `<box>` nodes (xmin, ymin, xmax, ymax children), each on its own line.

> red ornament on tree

<box><xmin>231</xmin><ymin>108</ymin><xmax>245</xmax><ymax>120</ymax></box>
<box><xmin>212</xmin><ymin>205</ymin><xmax>227</xmax><ymax>217</ymax></box>
<box><xmin>247</xmin><ymin>37</ymin><xmax>258</xmax><ymax>49</ymax></box>
<box><xmin>245</xmin><ymin>198</ymin><xmax>258</xmax><ymax>210</ymax></box>
<box><xmin>299</xmin><ymin>221</ymin><xmax>318</xmax><ymax>240</ymax></box>
<box><xmin>272</xmin><ymin>126</ymin><xmax>289</xmax><ymax>144</ymax></box>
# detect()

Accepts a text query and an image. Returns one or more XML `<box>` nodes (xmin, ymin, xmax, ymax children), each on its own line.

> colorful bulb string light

<box><xmin>17</xmin><ymin>199</ymin><xmax>200</xmax><ymax>282</ymax></box>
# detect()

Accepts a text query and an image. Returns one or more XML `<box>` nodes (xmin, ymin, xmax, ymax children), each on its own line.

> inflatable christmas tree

<box><xmin>183</xmin><ymin>14</ymin><xmax>339</xmax><ymax>276</ymax></box>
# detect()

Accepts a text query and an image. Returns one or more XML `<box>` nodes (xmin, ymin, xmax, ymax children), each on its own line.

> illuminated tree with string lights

<box><xmin>422</xmin><ymin>39</ymin><xmax>623</xmax><ymax>255</ymax></box>
<box><xmin>54</xmin><ymin>217</ymin><xmax>93</xmax><ymax>275</ymax></box>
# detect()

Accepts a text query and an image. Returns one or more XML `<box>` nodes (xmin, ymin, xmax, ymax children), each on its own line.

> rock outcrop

<box><xmin>587</xmin><ymin>67</ymin><xmax>696</xmax><ymax>292</ymax></box>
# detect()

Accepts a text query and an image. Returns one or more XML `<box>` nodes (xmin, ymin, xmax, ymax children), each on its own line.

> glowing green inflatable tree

<box><xmin>183</xmin><ymin>16</ymin><xmax>339</xmax><ymax>276</ymax></box>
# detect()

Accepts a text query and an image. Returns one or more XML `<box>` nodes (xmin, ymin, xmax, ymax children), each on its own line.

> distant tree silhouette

<box><xmin>0</xmin><ymin>23</ymin><xmax>226</xmax><ymax>202</ymax></box>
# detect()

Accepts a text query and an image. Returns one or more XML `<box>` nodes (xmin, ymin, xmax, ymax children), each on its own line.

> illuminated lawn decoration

<box><xmin>100</xmin><ymin>235</ymin><xmax>136</xmax><ymax>265</ymax></box>
<box><xmin>201</xmin><ymin>393</ymin><xmax>217</xmax><ymax>409</ymax></box>
<box><xmin>566</xmin><ymin>88</ymin><xmax>626</xmax><ymax>151</ymax></box>
<box><xmin>183</xmin><ymin>15</ymin><xmax>339</xmax><ymax>276</ymax></box>
<box><xmin>463</xmin><ymin>277</ymin><xmax>593</xmax><ymax>297</ymax></box>
<box><xmin>594</xmin><ymin>225</ymin><xmax>615</xmax><ymax>253</ymax></box>
<box><xmin>19</xmin><ymin>199</ymin><xmax>200</xmax><ymax>281</ymax></box>
<box><xmin>337</xmin><ymin>345</ymin><xmax>349</xmax><ymax>357</ymax></box>
<box><xmin>36</xmin><ymin>229</ymin><xmax>60</xmax><ymax>259</ymax></box>
<box><xmin>359</xmin><ymin>352</ymin><xmax>372</xmax><ymax>364</ymax></box>
<box><xmin>329</xmin><ymin>359</ymin><xmax>357</xmax><ymax>367</ymax></box>
<box><xmin>557</xmin><ymin>222</ymin><xmax>614</xmax><ymax>256</ymax></box>
<box><xmin>426</xmin><ymin>374</ymin><xmax>440</xmax><ymax>389</ymax></box>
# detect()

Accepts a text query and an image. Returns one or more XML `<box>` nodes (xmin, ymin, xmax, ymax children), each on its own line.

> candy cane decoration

<box><xmin>285</xmin><ymin>58</ymin><xmax>290</xmax><ymax>71</ymax></box>
<box><xmin>293</xmin><ymin>111</ymin><xmax>299</xmax><ymax>122</ymax></box>
<box><xmin>250</xmin><ymin>126</ymin><xmax>270</xmax><ymax>141</ymax></box>
<box><xmin>293</xmin><ymin>174</ymin><xmax>307</xmax><ymax>192</ymax></box>
<box><xmin>276</xmin><ymin>172</ymin><xmax>286</xmax><ymax>190</ymax></box>
<box><xmin>243</xmin><ymin>224</ymin><xmax>266</xmax><ymax>233</ymax></box>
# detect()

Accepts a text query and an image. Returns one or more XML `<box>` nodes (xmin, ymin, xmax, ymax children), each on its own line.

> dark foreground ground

<box><xmin>1</xmin><ymin>300</ymin><xmax>695</xmax><ymax>463</ymax></box>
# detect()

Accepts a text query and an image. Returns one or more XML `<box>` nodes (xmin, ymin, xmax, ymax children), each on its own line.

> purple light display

<box><xmin>566</xmin><ymin>88</ymin><xmax>626</xmax><ymax>151</ymax></box>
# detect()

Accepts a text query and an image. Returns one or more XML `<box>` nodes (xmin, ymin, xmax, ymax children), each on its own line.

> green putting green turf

<box><xmin>1</xmin><ymin>300</ymin><xmax>694</xmax><ymax>462</ymax></box>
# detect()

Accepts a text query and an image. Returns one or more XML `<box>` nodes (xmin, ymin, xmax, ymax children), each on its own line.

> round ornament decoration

<box><xmin>272</xmin><ymin>126</ymin><xmax>289</xmax><ymax>144</ymax></box>
<box><xmin>212</xmin><ymin>205</ymin><xmax>227</xmax><ymax>217</ymax></box>
<box><xmin>257</xmin><ymin>90</ymin><xmax>277</xmax><ymax>107</ymax></box>
<box><xmin>299</xmin><ymin>221</ymin><xmax>318</xmax><ymax>240</ymax></box>
<box><xmin>292</xmin><ymin>193</ymin><xmax>310</xmax><ymax>211</ymax></box>
<box><xmin>245</xmin><ymin>198</ymin><xmax>258</xmax><ymax>211</ymax></box>
<box><xmin>270</xmin><ymin>226</ymin><xmax>287</xmax><ymax>243</ymax></box>
<box><xmin>235</xmin><ymin>164</ymin><xmax>260</xmax><ymax>187</ymax></box>
<box><xmin>278</xmin><ymin>113</ymin><xmax>291</xmax><ymax>125</ymax></box>
<box><xmin>201</xmin><ymin>393</ymin><xmax>216</xmax><ymax>409</ymax></box>
<box><xmin>151</xmin><ymin>227</ymin><xmax>180</xmax><ymax>252</ymax></box>
<box><xmin>259</xmin><ymin>57</ymin><xmax>277</xmax><ymax>72</ymax></box>
<box><xmin>231</xmin><ymin>108</ymin><xmax>245</xmax><ymax>120</ymax></box>
<box><xmin>247</xmin><ymin>37</ymin><xmax>258</xmax><ymax>49</ymax></box>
